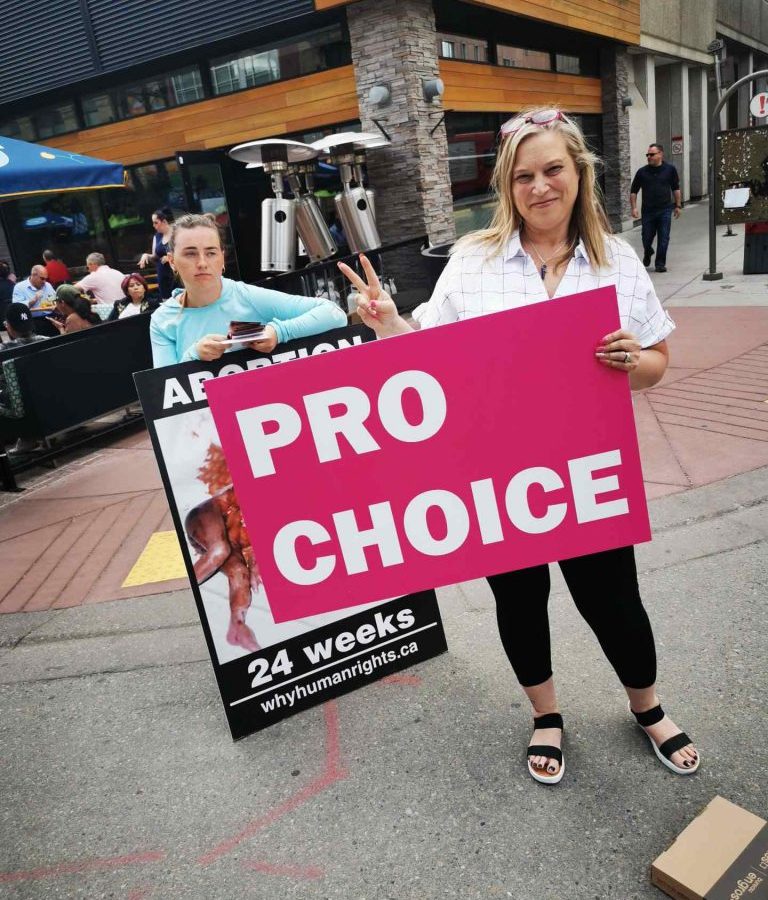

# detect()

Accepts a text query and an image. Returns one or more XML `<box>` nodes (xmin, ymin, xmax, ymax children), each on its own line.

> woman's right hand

<box><xmin>196</xmin><ymin>334</ymin><xmax>228</xmax><ymax>361</ymax></box>
<box><xmin>338</xmin><ymin>255</ymin><xmax>407</xmax><ymax>336</ymax></box>
<box><xmin>139</xmin><ymin>253</ymin><xmax>151</xmax><ymax>268</ymax></box>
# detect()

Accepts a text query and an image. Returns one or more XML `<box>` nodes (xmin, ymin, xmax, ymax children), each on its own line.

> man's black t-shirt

<box><xmin>630</xmin><ymin>162</ymin><xmax>680</xmax><ymax>211</ymax></box>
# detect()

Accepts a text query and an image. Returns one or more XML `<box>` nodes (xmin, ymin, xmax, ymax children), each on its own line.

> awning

<box><xmin>0</xmin><ymin>135</ymin><xmax>125</xmax><ymax>200</ymax></box>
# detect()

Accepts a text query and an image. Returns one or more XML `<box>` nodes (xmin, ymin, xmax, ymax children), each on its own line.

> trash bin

<box><xmin>420</xmin><ymin>242</ymin><xmax>454</xmax><ymax>291</ymax></box>
<box><xmin>743</xmin><ymin>222</ymin><xmax>768</xmax><ymax>274</ymax></box>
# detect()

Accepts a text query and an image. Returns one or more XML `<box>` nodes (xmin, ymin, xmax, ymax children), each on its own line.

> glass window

<box><xmin>437</xmin><ymin>33</ymin><xmax>487</xmax><ymax>62</ymax></box>
<box><xmin>106</xmin><ymin>161</ymin><xmax>186</xmax><ymax>270</ymax></box>
<box><xmin>120</xmin><ymin>84</ymin><xmax>148</xmax><ymax>118</ymax></box>
<box><xmin>0</xmin><ymin>115</ymin><xmax>36</xmax><ymax>141</ymax></box>
<box><xmin>169</xmin><ymin>67</ymin><xmax>204</xmax><ymax>104</ymax></box>
<box><xmin>555</xmin><ymin>54</ymin><xmax>581</xmax><ymax>74</ymax></box>
<box><xmin>112</xmin><ymin>66</ymin><xmax>204</xmax><ymax>119</ymax></box>
<box><xmin>210</xmin><ymin>25</ymin><xmax>349</xmax><ymax>96</ymax></box>
<box><xmin>35</xmin><ymin>102</ymin><xmax>78</xmax><ymax>138</ymax></box>
<box><xmin>445</xmin><ymin>112</ymin><xmax>499</xmax><ymax>236</ymax></box>
<box><xmin>82</xmin><ymin>92</ymin><xmax>116</xmax><ymax>127</ymax></box>
<box><xmin>2</xmin><ymin>190</ymin><xmax>109</xmax><ymax>278</ymax></box>
<box><xmin>496</xmin><ymin>46</ymin><xmax>551</xmax><ymax>70</ymax></box>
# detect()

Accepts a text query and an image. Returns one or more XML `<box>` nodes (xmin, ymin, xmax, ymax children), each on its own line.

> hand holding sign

<box><xmin>337</xmin><ymin>254</ymin><xmax>406</xmax><ymax>336</ymax></box>
<box><xmin>595</xmin><ymin>329</ymin><xmax>642</xmax><ymax>372</ymax></box>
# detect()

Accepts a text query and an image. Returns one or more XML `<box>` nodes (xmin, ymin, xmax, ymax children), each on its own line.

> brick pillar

<box><xmin>347</xmin><ymin>0</ymin><xmax>456</xmax><ymax>247</ymax></box>
<box><xmin>601</xmin><ymin>46</ymin><xmax>633</xmax><ymax>231</ymax></box>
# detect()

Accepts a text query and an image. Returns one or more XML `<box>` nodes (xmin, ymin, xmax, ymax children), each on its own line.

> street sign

<box><xmin>750</xmin><ymin>92</ymin><xmax>768</xmax><ymax>118</ymax></box>
<box><xmin>671</xmin><ymin>135</ymin><xmax>684</xmax><ymax>154</ymax></box>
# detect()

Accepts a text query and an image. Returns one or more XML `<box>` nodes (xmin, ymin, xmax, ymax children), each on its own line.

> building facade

<box><xmin>624</xmin><ymin>0</ymin><xmax>768</xmax><ymax>230</ymax></box>
<box><xmin>2</xmin><ymin>0</ymin><xmax>645</xmax><ymax>280</ymax></box>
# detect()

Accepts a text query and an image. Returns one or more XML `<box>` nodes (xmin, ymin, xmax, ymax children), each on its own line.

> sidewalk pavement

<box><xmin>1</xmin><ymin>201</ymin><xmax>766</xmax><ymax>899</ymax></box>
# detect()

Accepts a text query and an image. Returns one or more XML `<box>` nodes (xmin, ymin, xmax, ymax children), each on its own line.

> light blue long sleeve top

<box><xmin>150</xmin><ymin>277</ymin><xmax>347</xmax><ymax>367</ymax></box>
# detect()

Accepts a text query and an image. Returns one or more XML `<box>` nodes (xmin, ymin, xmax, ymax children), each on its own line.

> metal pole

<box><xmin>704</xmin><ymin>68</ymin><xmax>768</xmax><ymax>280</ymax></box>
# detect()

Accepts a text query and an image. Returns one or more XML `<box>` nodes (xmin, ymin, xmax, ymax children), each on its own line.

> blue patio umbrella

<box><xmin>0</xmin><ymin>135</ymin><xmax>125</xmax><ymax>200</ymax></box>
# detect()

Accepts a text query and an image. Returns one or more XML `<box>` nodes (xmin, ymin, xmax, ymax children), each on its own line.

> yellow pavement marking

<box><xmin>122</xmin><ymin>530</ymin><xmax>187</xmax><ymax>587</ymax></box>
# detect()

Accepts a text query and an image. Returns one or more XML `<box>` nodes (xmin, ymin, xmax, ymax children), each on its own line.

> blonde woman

<box><xmin>338</xmin><ymin>108</ymin><xmax>698</xmax><ymax>785</ymax></box>
<box><xmin>150</xmin><ymin>213</ymin><xmax>346</xmax><ymax>367</ymax></box>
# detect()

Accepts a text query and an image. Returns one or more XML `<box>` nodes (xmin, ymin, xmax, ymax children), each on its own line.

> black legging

<box><xmin>487</xmin><ymin>545</ymin><xmax>656</xmax><ymax>689</ymax></box>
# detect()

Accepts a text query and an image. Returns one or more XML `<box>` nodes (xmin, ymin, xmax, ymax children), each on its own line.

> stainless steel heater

<box><xmin>311</xmin><ymin>132</ymin><xmax>390</xmax><ymax>255</ymax></box>
<box><xmin>228</xmin><ymin>138</ymin><xmax>325</xmax><ymax>272</ymax></box>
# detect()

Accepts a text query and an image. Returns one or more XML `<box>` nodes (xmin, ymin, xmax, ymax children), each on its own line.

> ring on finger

<box><xmin>623</xmin><ymin>351</ymin><xmax>631</xmax><ymax>364</ymax></box>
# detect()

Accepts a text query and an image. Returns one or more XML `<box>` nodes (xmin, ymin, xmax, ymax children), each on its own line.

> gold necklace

<box><xmin>525</xmin><ymin>236</ymin><xmax>572</xmax><ymax>279</ymax></box>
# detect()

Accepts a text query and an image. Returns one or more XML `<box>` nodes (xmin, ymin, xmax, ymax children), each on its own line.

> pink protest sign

<box><xmin>206</xmin><ymin>287</ymin><xmax>651</xmax><ymax>623</ymax></box>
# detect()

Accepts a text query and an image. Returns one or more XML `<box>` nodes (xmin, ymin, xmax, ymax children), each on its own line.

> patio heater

<box><xmin>228</xmin><ymin>138</ymin><xmax>337</xmax><ymax>272</ymax></box>
<box><xmin>311</xmin><ymin>132</ymin><xmax>390</xmax><ymax>254</ymax></box>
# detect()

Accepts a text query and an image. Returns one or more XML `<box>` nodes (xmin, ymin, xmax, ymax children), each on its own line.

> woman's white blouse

<box><xmin>416</xmin><ymin>231</ymin><xmax>675</xmax><ymax>349</ymax></box>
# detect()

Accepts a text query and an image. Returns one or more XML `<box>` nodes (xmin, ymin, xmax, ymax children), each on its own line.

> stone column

<box><xmin>600</xmin><ymin>46</ymin><xmax>634</xmax><ymax>231</ymax></box>
<box><xmin>347</xmin><ymin>0</ymin><xmax>456</xmax><ymax>248</ymax></box>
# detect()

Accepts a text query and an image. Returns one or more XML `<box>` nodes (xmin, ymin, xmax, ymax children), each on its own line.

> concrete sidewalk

<box><xmin>1</xmin><ymin>202</ymin><xmax>767</xmax><ymax>899</ymax></box>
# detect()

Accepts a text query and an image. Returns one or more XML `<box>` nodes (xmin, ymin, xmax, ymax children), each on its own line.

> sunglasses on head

<box><xmin>500</xmin><ymin>109</ymin><xmax>564</xmax><ymax>139</ymax></box>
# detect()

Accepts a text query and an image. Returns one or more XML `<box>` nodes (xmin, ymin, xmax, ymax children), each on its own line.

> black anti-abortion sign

<box><xmin>135</xmin><ymin>325</ymin><xmax>447</xmax><ymax>740</ymax></box>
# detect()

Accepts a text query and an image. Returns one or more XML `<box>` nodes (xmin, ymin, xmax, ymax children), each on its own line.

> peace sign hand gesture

<box><xmin>337</xmin><ymin>254</ymin><xmax>411</xmax><ymax>337</ymax></box>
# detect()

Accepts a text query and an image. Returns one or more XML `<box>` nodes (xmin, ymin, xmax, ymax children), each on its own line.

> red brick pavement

<box><xmin>1</xmin><ymin>306</ymin><xmax>766</xmax><ymax>614</ymax></box>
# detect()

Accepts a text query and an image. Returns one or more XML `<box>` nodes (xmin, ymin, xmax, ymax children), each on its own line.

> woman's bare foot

<box><xmin>635</xmin><ymin>707</ymin><xmax>698</xmax><ymax>769</ymax></box>
<box><xmin>528</xmin><ymin>723</ymin><xmax>563</xmax><ymax>776</ymax></box>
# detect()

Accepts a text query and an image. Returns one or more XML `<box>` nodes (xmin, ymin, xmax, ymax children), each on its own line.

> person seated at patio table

<box><xmin>150</xmin><ymin>212</ymin><xmax>347</xmax><ymax>367</ymax></box>
<box><xmin>1</xmin><ymin>303</ymin><xmax>49</xmax><ymax>350</ymax></box>
<box><xmin>51</xmin><ymin>284</ymin><xmax>102</xmax><ymax>334</ymax></box>
<box><xmin>42</xmin><ymin>250</ymin><xmax>70</xmax><ymax>287</ymax></box>
<box><xmin>73</xmin><ymin>252</ymin><xmax>126</xmax><ymax>305</ymax></box>
<box><xmin>107</xmin><ymin>272</ymin><xmax>159</xmax><ymax>321</ymax></box>
<box><xmin>12</xmin><ymin>264</ymin><xmax>56</xmax><ymax>312</ymax></box>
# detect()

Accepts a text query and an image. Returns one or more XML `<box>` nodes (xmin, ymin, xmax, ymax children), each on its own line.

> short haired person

<box><xmin>12</xmin><ymin>264</ymin><xmax>56</xmax><ymax>312</ymax></box>
<box><xmin>108</xmin><ymin>273</ymin><xmax>159</xmax><ymax>321</ymax></box>
<box><xmin>339</xmin><ymin>108</ymin><xmax>699</xmax><ymax>784</ymax></box>
<box><xmin>630</xmin><ymin>143</ymin><xmax>681</xmax><ymax>273</ymax></box>
<box><xmin>42</xmin><ymin>250</ymin><xmax>70</xmax><ymax>287</ymax></box>
<box><xmin>2</xmin><ymin>302</ymin><xmax>48</xmax><ymax>349</ymax></box>
<box><xmin>73</xmin><ymin>252</ymin><xmax>126</xmax><ymax>304</ymax></box>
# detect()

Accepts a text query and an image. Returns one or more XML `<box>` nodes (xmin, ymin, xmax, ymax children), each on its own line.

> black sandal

<box><xmin>527</xmin><ymin>712</ymin><xmax>564</xmax><ymax>784</ymax></box>
<box><xmin>630</xmin><ymin>704</ymin><xmax>700</xmax><ymax>775</ymax></box>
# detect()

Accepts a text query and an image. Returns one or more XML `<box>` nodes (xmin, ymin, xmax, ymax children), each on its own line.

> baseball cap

<box><xmin>56</xmin><ymin>283</ymin><xmax>86</xmax><ymax>304</ymax></box>
<box><xmin>4</xmin><ymin>302</ymin><xmax>34</xmax><ymax>333</ymax></box>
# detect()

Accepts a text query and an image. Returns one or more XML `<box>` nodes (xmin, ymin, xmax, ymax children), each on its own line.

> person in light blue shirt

<box><xmin>12</xmin><ymin>265</ymin><xmax>57</xmax><ymax>315</ymax></box>
<box><xmin>150</xmin><ymin>212</ymin><xmax>347</xmax><ymax>368</ymax></box>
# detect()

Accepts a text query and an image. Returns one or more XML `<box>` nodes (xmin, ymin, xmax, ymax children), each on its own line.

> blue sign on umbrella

<box><xmin>0</xmin><ymin>135</ymin><xmax>125</xmax><ymax>199</ymax></box>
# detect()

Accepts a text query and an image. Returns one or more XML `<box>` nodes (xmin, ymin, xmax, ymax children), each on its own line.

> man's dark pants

<box><xmin>641</xmin><ymin>206</ymin><xmax>673</xmax><ymax>267</ymax></box>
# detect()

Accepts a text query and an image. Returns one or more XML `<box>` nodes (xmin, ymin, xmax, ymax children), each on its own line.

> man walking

<box><xmin>630</xmin><ymin>143</ymin><xmax>682</xmax><ymax>273</ymax></box>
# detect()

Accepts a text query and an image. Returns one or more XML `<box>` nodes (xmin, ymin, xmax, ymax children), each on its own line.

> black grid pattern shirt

<box><xmin>415</xmin><ymin>231</ymin><xmax>675</xmax><ymax>349</ymax></box>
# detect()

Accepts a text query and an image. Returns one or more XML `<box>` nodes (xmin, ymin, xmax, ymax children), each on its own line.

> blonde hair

<box><xmin>168</xmin><ymin>212</ymin><xmax>222</xmax><ymax>253</ymax></box>
<box><xmin>453</xmin><ymin>107</ymin><xmax>611</xmax><ymax>270</ymax></box>
<box><xmin>168</xmin><ymin>213</ymin><xmax>223</xmax><ymax>309</ymax></box>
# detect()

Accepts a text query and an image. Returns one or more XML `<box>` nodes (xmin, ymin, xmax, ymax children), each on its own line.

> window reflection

<box><xmin>496</xmin><ymin>46</ymin><xmax>551</xmax><ymax>70</ymax></box>
<box><xmin>2</xmin><ymin>192</ymin><xmax>108</xmax><ymax>278</ymax></box>
<box><xmin>210</xmin><ymin>25</ymin><xmax>349</xmax><ymax>95</ymax></box>
<box><xmin>436</xmin><ymin>33</ymin><xmax>488</xmax><ymax>62</ymax></box>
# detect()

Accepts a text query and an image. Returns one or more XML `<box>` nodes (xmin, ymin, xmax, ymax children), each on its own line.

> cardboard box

<box><xmin>652</xmin><ymin>796</ymin><xmax>768</xmax><ymax>900</ymax></box>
